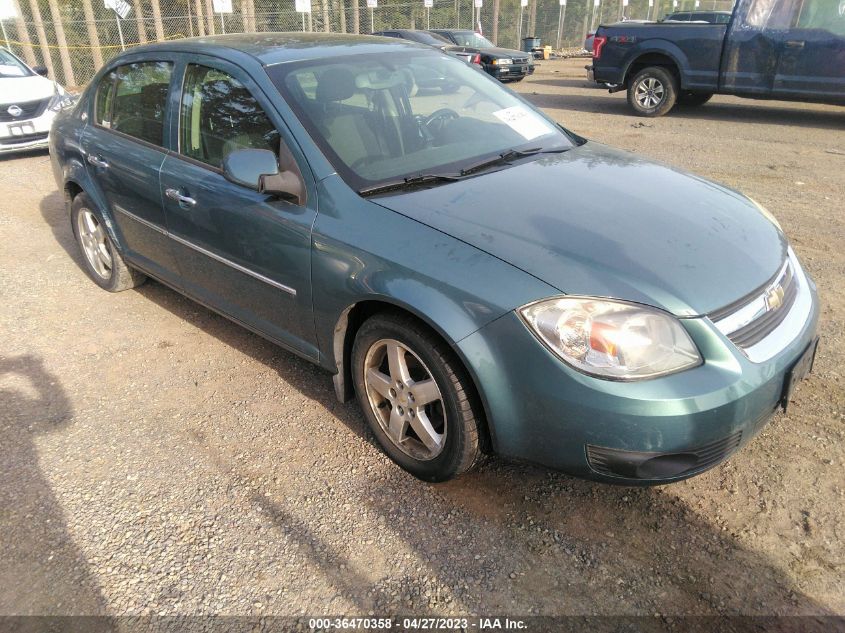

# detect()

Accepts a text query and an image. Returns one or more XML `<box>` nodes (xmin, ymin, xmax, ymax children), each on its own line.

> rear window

<box><xmin>110</xmin><ymin>61</ymin><xmax>173</xmax><ymax>146</ymax></box>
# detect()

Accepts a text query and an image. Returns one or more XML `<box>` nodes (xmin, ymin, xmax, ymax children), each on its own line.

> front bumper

<box><xmin>458</xmin><ymin>264</ymin><xmax>820</xmax><ymax>485</ymax></box>
<box><xmin>0</xmin><ymin>108</ymin><xmax>55</xmax><ymax>154</ymax></box>
<box><xmin>486</xmin><ymin>64</ymin><xmax>530</xmax><ymax>81</ymax></box>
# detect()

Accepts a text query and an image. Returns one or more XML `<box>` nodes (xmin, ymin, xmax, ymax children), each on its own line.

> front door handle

<box><xmin>86</xmin><ymin>154</ymin><xmax>109</xmax><ymax>169</ymax></box>
<box><xmin>165</xmin><ymin>188</ymin><xmax>197</xmax><ymax>207</ymax></box>
<box><xmin>784</xmin><ymin>40</ymin><xmax>805</xmax><ymax>49</ymax></box>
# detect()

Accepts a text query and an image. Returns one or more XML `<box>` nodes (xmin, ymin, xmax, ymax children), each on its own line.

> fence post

<box><xmin>194</xmin><ymin>0</ymin><xmax>206</xmax><ymax>35</ymax></box>
<box><xmin>352</xmin><ymin>0</ymin><xmax>358</xmax><ymax>32</ymax></box>
<box><xmin>491</xmin><ymin>0</ymin><xmax>498</xmax><ymax>44</ymax></box>
<box><xmin>10</xmin><ymin>0</ymin><xmax>36</xmax><ymax>65</ymax></box>
<box><xmin>205</xmin><ymin>0</ymin><xmax>216</xmax><ymax>34</ymax></box>
<box><xmin>26</xmin><ymin>0</ymin><xmax>55</xmax><ymax>79</ymax></box>
<box><xmin>321</xmin><ymin>0</ymin><xmax>329</xmax><ymax>31</ymax></box>
<box><xmin>81</xmin><ymin>0</ymin><xmax>104</xmax><ymax>71</ymax></box>
<box><xmin>150</xmin><ymin>0</ymin><xmax>164</xmax><ymax>40</ymax></box>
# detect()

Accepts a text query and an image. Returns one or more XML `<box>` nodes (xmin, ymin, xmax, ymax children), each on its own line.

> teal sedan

<box><xmin>49</xmin><ymin>33</ymin><xmax>819</xmax><ymax>483</ymax></box>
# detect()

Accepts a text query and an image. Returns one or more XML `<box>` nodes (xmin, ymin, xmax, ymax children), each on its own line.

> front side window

<box><xmin>180</xmin><ymin>64</ymin><xmax>280</xmax><ymax>169</ymax></box>
<box><xmin>111</xmin><ymin>61</ymin><xmax>173</xmax><ymax>146</ymax></box>
<box><xmin>268</xmin><ymin>51</ymin><xmax>574</xmax><ymax>191</ymax></box>
<box><xmin>94</xmin><ymin>70</ymin><xmax>116</xmax><ymax>127</ymax></box>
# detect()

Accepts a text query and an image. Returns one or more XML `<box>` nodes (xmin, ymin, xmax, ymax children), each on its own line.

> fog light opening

<box><xmin>635</xmin><ymin>453</ymin><xmax>699</xmax><ymax>480</ymax></box>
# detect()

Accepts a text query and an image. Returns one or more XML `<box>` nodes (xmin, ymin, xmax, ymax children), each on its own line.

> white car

<box><xmin>1</xmin><ymin>48</ymin><xmax>75</xmax><ymax>155</ymax></box>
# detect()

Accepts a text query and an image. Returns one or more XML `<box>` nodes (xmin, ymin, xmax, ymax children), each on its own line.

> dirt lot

<box><xmin>1</xmin><ymin>57</ymin><xmax>843</xmax><ymax>621</ymax></box>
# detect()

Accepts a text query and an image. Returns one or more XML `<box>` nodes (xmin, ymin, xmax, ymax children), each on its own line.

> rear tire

<box><xmin>352</xmin><ymin>312</ymin><xmax>484</xmax><ymax>482</ymax></box>
<box><xmin>677</xmin><ymin>91</ymin><xmax>713</xmax><ymax>107</ymax></box>
<box><xmin>71</xmin><ymin>192</ymin><xmax>146</xmax><ymax>292</ymax></box>
<box><xmin>627</xmin><ymin>66</ymin><xmax>678</xmax><ymax>117</ymax></box>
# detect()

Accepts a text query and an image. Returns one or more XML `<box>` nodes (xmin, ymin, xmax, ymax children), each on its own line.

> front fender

<box><xmin>311</xmin><ymin>175</ymin><xmax>558</xmax><ymax>395</ymax></box>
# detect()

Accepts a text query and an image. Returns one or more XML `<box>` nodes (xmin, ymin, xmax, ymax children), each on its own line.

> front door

<box><xmin>719</xmin><ymin>0</ymin><xmax>796</xmax><ymax>95</ymax></box>
<box><xmin>772</xmin><ymin>0</ymin><xmax>845</xmax><ymax>100</ymax></box>
<box><xmin>159</xmin><ymin>59</ymin><xmax>318</xmax><ymax>359</ymax></box>
<box><xmin>82</xmin><ymin>59</ymin><xmax>179</xmax><ymax>282</ymax></box>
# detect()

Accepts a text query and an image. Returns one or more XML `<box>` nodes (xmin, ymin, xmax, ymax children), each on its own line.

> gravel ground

<box><xmin>1</xmin><ymin>57</ymin><xmax>843</xmax><ymax>621</ymax></box>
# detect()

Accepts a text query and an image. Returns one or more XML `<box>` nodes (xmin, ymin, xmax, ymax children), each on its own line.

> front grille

<box><xmin>513</xmin><ymin>57</ymin><xmax>530</xmax><ymax>64</ymax></box>
<box><xmin>0</xmin><ymin>132</ymin><xmax>49</xmax><ymax>145</ymax></box>
<box><xmin>586</xmin><ymin>431</ymin><xmax>743</xmax><ymax>480</ymax></box>
<box><xmin>711</xmin><ymin>258</ymin><xmax>798</xmax><ymax>351</ymax></box>
<box><xmin>0</xmin><ymin>97</ymin><xmax>51</xmax><ymax>122</ymax></box>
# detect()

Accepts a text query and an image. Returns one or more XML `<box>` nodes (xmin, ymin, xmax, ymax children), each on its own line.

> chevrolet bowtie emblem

<box><xmin>765</xmin><ymin>284</ymin><xmax>785</xmax><ymax>311</ymax></box>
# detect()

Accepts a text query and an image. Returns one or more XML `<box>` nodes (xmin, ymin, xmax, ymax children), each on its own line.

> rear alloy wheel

<box><xmin>71</xmin><ymin>193</ymin><xmax>146</xmax><ymax>292</ymax></box>
<box><xmin>352</xmin><ymin>313</ymin><xmax>484</xmax><ymax>482</ymax></box>
<box><xmin>627</xmin><ymin>66</ymin><xmax>678</xmax><ymax>117</ymax></box>
<box><xmin>677</xmin><ymin>91</ymin><xmax>713</xmax><ymax>107</ymax></box>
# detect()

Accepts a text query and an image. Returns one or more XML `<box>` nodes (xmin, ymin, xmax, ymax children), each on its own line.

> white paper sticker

<box><xmin>366</xmin><ymin>0</ymin><xmax>377</xmax><ymax>7</ymax></box>
<box><xmin>423</xmin><ymin>0</ymin><xmax>433</xmax><ymax>6</ymax></box>
<box><xmin>474</xmin><ymin>0</ymin><xmax>482</xmax><ymax>6</ymax></box>
<box><xmin>520</xmin><ymin>0</ymin><xmax>528</xmax><ymax>6</ymax></box>
<box><xmin>294</xmin><ymin>0</ymin><xmax>310</xmax><ymax>12</ymax></box>
<box><xmin>493</xmin><ymin>106</ymin><xmax>555</xmax><ymax>141</ymax></box>
<box><xmin>559</xmin><ymin>0</ymin><xmax>566</xmax><ymax>5</ymax></box>
<box><xmin>213</xmin><ymin>0</ymin><xmax>233</xmax><ymax>12</ymax></box>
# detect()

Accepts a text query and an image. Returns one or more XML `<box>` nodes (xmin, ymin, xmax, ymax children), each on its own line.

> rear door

<box><xmin>82</xmin><ymin>58</ymin><xmax>180</xmax><ymax>282</ymax></box>
<box><xmin>159</xmin><ymin>57</ymin><xmax>318</xmax><ymax>359</ymax></box>
<box><xmin>772</xmin><ymin>0</ymin><xmax>845</xmax><ymax>99</ymax></box>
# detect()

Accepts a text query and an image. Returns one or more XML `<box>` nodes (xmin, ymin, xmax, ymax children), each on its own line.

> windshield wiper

<box><xmin>358</xmin><ymin>173</ymin><xmax>463</xmax><ymax>197</ymax></box>
<box><xmin>459</xmin><ymin>146</ymin><xmax>570</xmax><ymax>176</ymax></box>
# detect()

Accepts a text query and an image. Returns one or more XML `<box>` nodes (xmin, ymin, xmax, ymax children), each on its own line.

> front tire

<box><xmin>352</xmin><ymin>312</ymin><xmax>484</xmax><ymax>482</ymax></box>
<box><xmin>627</xmin><ymin>66</ymin><xmax>678</xmax><ymax>117</ymax></box>
<box><xmin>71</xmin><ymin>193</ymin><xmax>146</xmax><ymax>292</ymax></box>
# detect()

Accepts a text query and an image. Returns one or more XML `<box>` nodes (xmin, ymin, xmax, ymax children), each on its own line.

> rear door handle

<box><xmin>86</xmin><ymin>154</ymin><xmax>109</xmax><ymax>169</ymax></box>
<box><xmin>165</xmin><ymin>188</ymin><xmax>197</xmax><ymax>207</ymax></box>
<box><xmin>785</xmin><ymin>40</ymin><xmax>805</xmax><ymax>49</ymax></box>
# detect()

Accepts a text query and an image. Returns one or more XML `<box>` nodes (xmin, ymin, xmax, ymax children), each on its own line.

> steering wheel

<box><xmin>424</xmin><ymin>108</ymin><xmax>460</xmax><ymax>136</ymax></box>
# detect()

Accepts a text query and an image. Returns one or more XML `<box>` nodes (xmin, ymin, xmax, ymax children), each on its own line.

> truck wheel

<box><xmin>627</xmin><ymin>66</ymin><xmax>678</xmax><ymax>117</ymax></box>
<box><xmin>678</xmin><ymin>91</ymin><xmax>713</xmax><ymax>107</ymax></box>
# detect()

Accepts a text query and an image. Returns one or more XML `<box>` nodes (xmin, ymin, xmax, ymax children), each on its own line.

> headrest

<box><xmin>316</xmin><ymin>67</ymin><xmax>356</xmax><ymax>102</ymax></box>
<box><xmin>354</xmin><ymin>69</ymin><xmax>406</xmax><ymax>91</ymax></box>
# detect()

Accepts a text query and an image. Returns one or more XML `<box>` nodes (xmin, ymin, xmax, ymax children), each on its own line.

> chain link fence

<box><xmin>1</xmin><ymin>0</ymin><xmax>735</xmax><ymax>88</ymax></box>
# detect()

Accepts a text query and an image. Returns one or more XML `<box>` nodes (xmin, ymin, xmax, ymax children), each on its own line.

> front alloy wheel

<box><xmin>352</xmin><ymin>313</ymin><xmax>484</xmax><ymax>481</ymax></box>
<box><xmin>363</xmin><ymin>338</ymin><xmax>447</xmax><ymax>461</ymax></box>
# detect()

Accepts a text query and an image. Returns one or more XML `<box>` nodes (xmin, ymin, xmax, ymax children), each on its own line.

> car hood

<box><xmin>373</xmin><ymin>142</ymin><xmax>787</xmax><ymax>317</ymax></box>
<box><xmin>0</xmin><ymin>75</ymin><xmax>56</xmax><ymax>105</ymax></box>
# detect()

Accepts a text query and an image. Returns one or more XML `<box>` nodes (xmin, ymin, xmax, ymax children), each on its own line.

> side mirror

<box><xmin>33</xmin><ymin>65</ymin><xmax>49</xmax><ymax>77</ymax></box>
<box><xmin>222</xmin><ymin>148</ymin><xmax>304</xmax><ymax>205</ymax></box>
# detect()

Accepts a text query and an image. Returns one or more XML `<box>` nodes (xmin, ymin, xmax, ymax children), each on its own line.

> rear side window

<box><xmin>94</xmin><ymin>70</ymin><xmax>116</xmax><ymax>127</ymax></box>
<box><xmin>796</xmin><ymin>0</ymin><xmax>845</xmax><ymax>35</ymax></box>
<box><xmin>179</xmin><ymin>64</ymin><xmax>280</xmax><ymax>169</ymax></box>
<box><xmin>111</xmin><ymin>61</ymin><xmax>173</xmax><ymax>146</ymax></box>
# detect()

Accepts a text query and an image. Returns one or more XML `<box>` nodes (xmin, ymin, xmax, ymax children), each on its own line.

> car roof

<box><xmin>124</xmin><ymin>32</ymin><xmax>430</xmax><ymax>67</ymax></box>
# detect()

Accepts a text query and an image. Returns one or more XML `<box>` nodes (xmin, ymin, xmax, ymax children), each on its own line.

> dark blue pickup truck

<box><xmin>592</xmin><ymin>0</ymin><xmax>845</xmax><ymax>116</ymax></box>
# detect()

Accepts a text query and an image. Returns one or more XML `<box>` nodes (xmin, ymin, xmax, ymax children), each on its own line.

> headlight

<box><xmin>48</xmin><ymin>89</ymin><xmax>76</xmax><ymax>112</ymax></box>
<box><xmin>748</xmin><ymin>197</ymin><xmax>782</xmax><ymax>231</ymax></box>
<box><xmin>493</xmin><ymin>58</ymin><xmax>512</xmax><ymax>65</ymax></box>
<box><xmin>519</xmin><ymin>297</ymin><xmax>702</xmax><ymax>380</ymax></box>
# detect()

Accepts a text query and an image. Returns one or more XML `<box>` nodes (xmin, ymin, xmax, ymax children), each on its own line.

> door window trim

<box><xmin>89</xmin><ymin>57</ymin><xmax>176</xmax><ymax>153</ymax></box>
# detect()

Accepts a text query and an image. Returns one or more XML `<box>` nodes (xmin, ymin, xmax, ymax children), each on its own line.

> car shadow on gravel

<box><xmin>0</xmin><ymin>355</ymin><xmax>111</xmax><ymax>623</ymax></box>
<box><xmin>524</xmin><ymin>91</ymin><xmax>845</xmax><ymax>131</ymax></box>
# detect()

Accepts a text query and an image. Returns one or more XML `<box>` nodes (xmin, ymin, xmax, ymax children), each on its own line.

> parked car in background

<box><xmin>51</xmin><ymin>34</ymin><xmax>818</xmax><ymax>485</ymax></box>
<box><xmin>584</xmin><ymin>31</ymin><xmax>595</xmax><ymax>52</ymax></box>
<box><xmin>662</xmin><ymin>10</ymin><xmax>732</xmax><ymax>23</ymax></box>
<box><xmin>0</xmin><ymin>47</ymin><xmax>75</xmax><ymax>154</ymax></box>
<box><xmin>592</xmin><ymin>0</ymin><xmax>845</xmax><ymax>115</ymax></box>
<box><xmin>429</xmin><ymin>29</ymin><xmax>534</xmax><ymax>82</ymax></box>
<box><xmin>373</xmin><ymin>29</ymin><xmax>480</xmax><ymax>66</ymax></box>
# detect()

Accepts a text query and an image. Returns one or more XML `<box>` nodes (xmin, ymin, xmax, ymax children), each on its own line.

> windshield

<box><xmin>268</xmin><ymin>51</ymin><xmax>573</xmax><ymax>191</ymax></box>
<box><xmin>406</xmin><ymin>31</ymin><xmax>451</xmax><ymax>46</ymax></box>
<box><xmin>448</xmin><ymin>32</ymin><xmax>495</xmax><ymax>48</ymax></box>
<box><xmin>0</xmin><ymin>49</ymin><xmax>32</xmax><ymax>78</ymax></box>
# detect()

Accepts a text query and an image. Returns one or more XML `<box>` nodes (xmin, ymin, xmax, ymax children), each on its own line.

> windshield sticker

<box><xmin>492</xmin><ymin>106</ymin><xmax>555</xmax><ymax>141</ymax></box>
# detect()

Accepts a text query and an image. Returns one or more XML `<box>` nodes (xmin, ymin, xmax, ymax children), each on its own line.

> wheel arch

<box><xmin>623</xmin><ymin>48</ymin><xmax>686</xmax><ymax>90</ymax></box>
<box><xmin>331</xmin><ymin>298</ymin><xmax>495</xmax><ymax>454</ymax></box>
